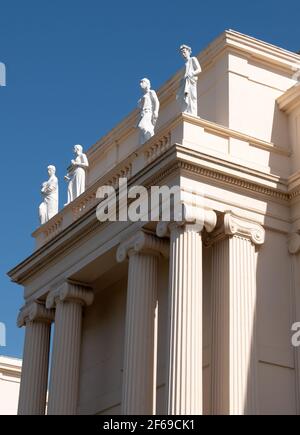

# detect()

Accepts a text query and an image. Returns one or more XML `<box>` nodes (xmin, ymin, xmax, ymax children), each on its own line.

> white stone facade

<box><xmin>0</xmin><ymin>356</ymin><xmax>22</xmax><ymax>415</ymax></box>
<box><xmin>8</xmin><ymin>30</ymin><xmax>300</xmax><ymax>415</ymax></box>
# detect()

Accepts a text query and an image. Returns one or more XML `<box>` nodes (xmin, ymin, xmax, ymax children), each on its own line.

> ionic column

<box><xmin>17</xmin><ymin>302</ymin><xmax>54</xmax><ymax>415</ymax></box>
<box><xmin>288</xmin><ymin>234</ymin><xmax>300</xmax><ymax>414</ymax></box>
<box><xmin>209</xmin><ymin>212</ymin><xmax>265</xmax><ymax>415</ymax></box>
<box><xmin>157</xmin><ymin>206</ymin><xmax>217</xmax><ymax>415</ymax></box>
<box><xmin>117</xmin><ymin>230</ymin><xmax>169</xmax><ymax>415</ymax></box>
<box><xmin>46</xmin><ymin>281</ymin><xmax>94</xmax><ymax>415</ymax></box>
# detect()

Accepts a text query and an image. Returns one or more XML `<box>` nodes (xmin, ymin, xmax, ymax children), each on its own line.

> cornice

<box><xmin>8</xmin><ymin>150</ymin><xmax>292</xmax><ymax>285</ymax></box>
<box><xmin>32</xmin><ymin>113</ymin><xmax>290</xmax><ymax>250</ymax></box>
<box><xmin>32</xmin><ymin>114</ymin><xmax>183</xmax><ymax>242</ymax></box>
<box><xmin>36</xmin><ymin>112</ymin><xmax>289</xmax><ymax>247</ymax></box>
<box><xmin>220</xmin><ymin>30</ymin><xmax>300</xmax><ymax>71</ymax></box>
<box><xmin>287</xmin><ymin>171</ymin><xmax>300</xmax><ymax>202</ymax></box>
<box><xmin>277</xmin><ymin>84</ymin><xmax>300</xmax><ymax>114</ymax></box>
<box><xmin>177</xmin><ymin>160</ymin><xmax>289</xmax><ymax>202</ymax></box>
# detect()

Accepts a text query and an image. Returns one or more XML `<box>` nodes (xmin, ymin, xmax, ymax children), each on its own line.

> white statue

<box><xmin>39</xmin><ymin>165</ymin><xmax>59</xmax><ymax>224</ymax></box>
<box><xmin>65</xmin><ymin>144</ymin><xmax>89</xmax><ymax>204</ymax></box>
<box><xmin>137</xmin><ymin>78</ymin><xmax>160</xmax><ymax>145</ymax></box>
<box><xmin>176</xmin><ymin>44</ymin><xmax>202</xmax><ymax>116</ymax></box>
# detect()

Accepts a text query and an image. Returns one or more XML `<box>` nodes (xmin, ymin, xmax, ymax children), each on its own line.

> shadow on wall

<box><xmin>249</xmin><ymin>231</ymin><xmax>298</xmax><ymax>415</ymax></box>
<box><xmin>245</xmin><ymin>94</ymin><xmax>298</xmax><ymax>415</ymax></box>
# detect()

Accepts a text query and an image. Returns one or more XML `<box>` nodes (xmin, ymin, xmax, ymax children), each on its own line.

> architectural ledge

<box><xmin>219</xmin><ymin>30</ymin><xmax>300</xmax><ymax>71</ymax></box>
<box><xmin>277</xmin><ymin>84</ymin><xmax>300</xmax><ymax>114</ymax></box>
<box><xmin>183</xmin><ymin>113</ymin><xmax>290</xmax><ymax>156</ymax></box>
<box><xmin>7</xmin><ymin>113</ymin><xmax>293</xmax><ymax>286</ymax></box>
<box><xmin>13</xmin><ymin>113</ymin><xmax>290</xmax><ymax>255</ymax></box>
<box><xmin>0</xmin><ymin>356</ymin><xmax>22</xmax><ymax>379</ymax></box>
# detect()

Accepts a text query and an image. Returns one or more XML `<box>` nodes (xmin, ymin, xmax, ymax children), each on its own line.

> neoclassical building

<box><xmin>8</xmin><ymin>30</ymin><xmax>300</xmax><ymax>415</ymax></box>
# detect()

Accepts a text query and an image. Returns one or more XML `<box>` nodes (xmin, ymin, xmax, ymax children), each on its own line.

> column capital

<box><xmin>17</xmin><ymin>301</ymin><xmax>54</xmax><ymax>328</ymax></box>
<box><xmin>46</xmin><ymin>281</ymin><xmax>94</xmax><ymax>309</ymax></box>
<box><xmin>206</xmin><ymin>211</ymin><xmax>265</xmax><ymax>246</ymax></box>
<box><xmin>156</xmin><ymin>205</ymin><xmax>217</xmax><ymax>238</ymax></box>
<box><xmin>224</xmin><ymin>212</ymin><xmax>265</xmax><ymax>245</ymax></box>
<box><xmin>288</xmin><ymin>233</ymin><xmax>300</xmax><ymax>254</ymax></box>
<box><xmin>116</xmin><ymin>230</ymin><xmax>169</xmax><ymax>263</ymax></box>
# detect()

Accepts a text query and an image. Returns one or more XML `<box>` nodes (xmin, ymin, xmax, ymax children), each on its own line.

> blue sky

<box><xmin>1</xmin><ymin>0</ymin><xmax>300</xmax><ymax>358</ymax></box>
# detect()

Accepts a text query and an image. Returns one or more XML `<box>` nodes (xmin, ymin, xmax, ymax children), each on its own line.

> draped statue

<box><xmin>176</xmin><ymin>44</ymin><xmax>202</xmax><ymax>116</ymax></box>
<box><xmin>39</xmin><ymin>165</ymin><xmax>59</xmax><ymax>224</ymax></box>
<box><xmin>65</xmin><ymin>144</ymin><xmax>89</xmax><ymax>204</ymax></box>
<box><xmin>137</xmin><ymin>78</ymin><xmax>160</xmax><ymax>145</ymax></box>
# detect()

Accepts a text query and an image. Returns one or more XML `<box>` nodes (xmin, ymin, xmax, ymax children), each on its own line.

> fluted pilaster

<box><xmin>209</xmin><ymin>212</ymin><xmax>265</xmax><ymax>415</ymax></box>
<box><xmin>117</xmin><ymin>230</ymin><xmax>168</xmax><ymax>415</ymax></box>
<box><xmin>157</xmin><ymin>207</ymin><xmax>217</xmax><ymax>415</ymax></box>
<box><xmin>46</xmin><ymin>281</ymin><xmax>93</xmax><ymax>415</ymax></box>
<box><xmin>17</xmin><ymin>302</ymin><xmax>54</xmax><ymax>415</ymax></box>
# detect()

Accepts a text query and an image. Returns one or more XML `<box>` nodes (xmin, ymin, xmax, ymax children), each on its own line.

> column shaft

<box><xmin>211</xmin><ymin>235</ymin><xmax>258</xmax><ymax>415</ymax></box>
<box><xmin>47</xmin><ymin>301</ymin><xmax>83</xmax><ymax>415</ymax></box>
<box><xmin>167</xmin><ymin>225</ymin><xmax>203</xmax><ymax>415</ymax></box>
<box><xmin>18</xmin><ymin>321</ymin><xmax>51</xmax><ymax>415</ymax></box>
<box><xmin>122</xmin><ymin>252</ymin><xmax>158</xmax><ymax>415</ymax></box>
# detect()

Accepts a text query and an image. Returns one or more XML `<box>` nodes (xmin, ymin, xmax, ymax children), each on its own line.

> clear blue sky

<box><xmin>1</xmin><ymin>0</ymin><xmax>299</xmax><ymax>358</ymax></box>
